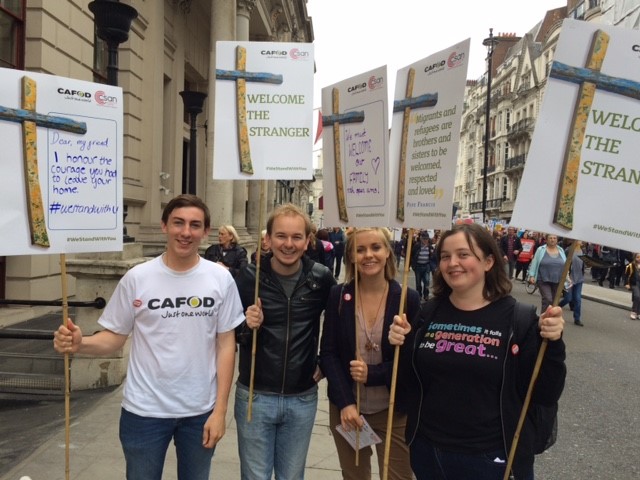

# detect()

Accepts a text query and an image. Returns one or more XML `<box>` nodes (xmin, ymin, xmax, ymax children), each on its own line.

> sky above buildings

<box><xmin>308</xmin><ymin>0</ymin><xmax>565</xmax><ymax>108</ymax></box>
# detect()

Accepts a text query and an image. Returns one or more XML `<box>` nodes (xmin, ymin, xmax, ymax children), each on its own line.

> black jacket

<box><xmin>234</xmin><ymin>255</ymin><xmax>335</xmax><ymax>394</ymax></box>
<box><xmin>401</xmin><ymin>296</ymin><xmax>566</xmax><ymax>479</ymax></box>
<box><xmin>204</xmin><ymin>243</ymin><xmax>248</xmax><ymax>277</ymax></box>
<box><xmin>320</xmin><ymin>280</ymin><xmax>421</xmax><ymax>413</ymax></box>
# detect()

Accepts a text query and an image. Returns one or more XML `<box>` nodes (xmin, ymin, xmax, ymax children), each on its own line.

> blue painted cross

<box><xmin>393</xmin><ymin>67</ymin><xmax>438</xmax><ymax>221</ymax></box>
<box><xmin>0</xmin><ymin>76</ymin><xmax>87</xmax><ymax>247</ymax></box>
<box><xmin>321</xmin><ymin>88</ymin><xmax>366</xmax><ymax>223</ymax></box>
<box><xmin>216</xmin><ymin>46</ymin><xmax>283</xmax><ymax>175</ymax></box>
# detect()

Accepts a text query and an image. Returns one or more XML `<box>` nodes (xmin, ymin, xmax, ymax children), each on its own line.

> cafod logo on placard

<box><xmin>57</xmin><ymin>87</ymin><xmax>92</xmax><ymax>103</ymax></box>
<box><xmin>424</xmin><ymin>60</ymin><xmax>446</xmax><ymax>75</ymax></box>
<box><xmin>347</xmin><ymin>82</ymin><xmax>367</xmax><ymax>94</ymax></box>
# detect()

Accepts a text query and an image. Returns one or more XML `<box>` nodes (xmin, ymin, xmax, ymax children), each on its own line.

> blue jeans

<box><xmin>414</xmin><ymin>265</ymin><xmax>431</xmax><ymax>298</ymax></box>
<box><xmin>409</xmin><ymin>435</ymin><xmax>534</xmax><ymax>480</ymax></box>
<box><xmin>559</xmin><ymin>282</ymin><xmax>582</xmax><ymax>322</ymax></box>
<box><xmin>119</xmin><ymin>408</ymin><xmax>215</xmax><ymax>480</ymax></box>
<box><xmin>235</xmin><ymin>382</ymin><xmax>318</xmax><ymax>480</ymax></box>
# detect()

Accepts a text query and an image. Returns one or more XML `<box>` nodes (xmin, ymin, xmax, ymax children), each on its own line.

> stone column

<box><xmin>237</xmin><ymin>0</ymin><xmax>262</xmax><ymax>236</ymax></box>
<box><xmin>206</xmin><ymin>0</ymin><xmax>236</xmax><ymax>230</ymax></box>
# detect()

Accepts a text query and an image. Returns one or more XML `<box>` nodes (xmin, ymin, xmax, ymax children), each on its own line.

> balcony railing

<box><xmin>469</xmin><ymin>198</ymin><xmax>503</xmax><ymax>212</ymax></box>
<box><xmin>504</xmin><ymin>154</ymin><xmax>526</xmax><ymax>171</ymax></box>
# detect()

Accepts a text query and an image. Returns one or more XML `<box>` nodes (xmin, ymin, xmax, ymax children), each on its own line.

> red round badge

<box><xmin>133</xmin><ymin>299</ymin><xmax>142</xmax><ymax>308</ymax></box>
<box><xmin>511</xmin><ymin>344</ymin><xmax>520</xmax><ymax>355</ymax></box>
<box><xmin>344</xmin><ymin>293</ymin><xmax>352</xmax><ymax>302</ymax></box>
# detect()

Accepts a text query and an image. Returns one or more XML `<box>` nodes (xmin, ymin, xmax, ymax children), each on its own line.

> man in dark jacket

<box><xmin>328</xmin><ymin>227</ymin><xmax>346</xmax><ymax>278</ymax></box>
<box><xmin>500</xmin><ymin>226</ymin><xmax>522</xmax><ymax>280</ymax></box>
<box><xmin>234</xmin><ymin>204</ymin><xmax>335</xmax><ymax>480</ymax></box>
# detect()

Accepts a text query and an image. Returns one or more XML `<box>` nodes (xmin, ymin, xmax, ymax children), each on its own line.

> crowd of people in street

<box><xmin>51</xmin><ymin>194</ymin><xmax>637</xmax><ymax>480</ymax></box>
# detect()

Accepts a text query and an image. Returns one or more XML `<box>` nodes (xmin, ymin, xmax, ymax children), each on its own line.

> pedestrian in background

<box><xmin>250</xmin><ymin>229</ymin><xmax>270</xmax><ymax>265</ymax></box>
<box><xmin>233</xmin><ymin>204</ymin><xmax>336</xmax><ymax>479</ymax></box>
<box><xmin>53</xmin><ymin>195</ymin><xmax>245</xmax><ymax>480</ymax></box>
<box><xmin>411</xmin><ymin>231</ymin><xmax>432</xmax><ymax>301</ymax></box>
<box><xmin>624</xmin><ymin>252</ymin><xmax>640</xmax><ymax>320</ymax></box>
<box><xmin>559</xmin><ymin>241</ymin><xmax>585</xmax><ymax>326</ymax></box>
<box><xmin>204</xmin><ymin>224</ymin><xmax>248</xmax><ymax>277</ymax></box>
<box><xmin>515</xmin><ymin>231</ymin><xmax>536</xmax><ymax>282</ymax></box>
<box><xmin>500</xmin><ymin>226</ymin><xmax>522</xmax><ymax>280</ymax></box>
<box><xmin>528</xmin><ymin>234</ymin><xmax>567</xmax><ymax>313</ymax></box>
<box><xmin>320</xmin><ymin>227</ymin><xmax>419</xmax><ymax>480</ymax></box>
<box><xmin>389</xmin><ymin>223</ymin><xmax>566</xmax><ymax>480</ymax></box>
<box><xmin>330</xmin><ymin>226</ymin><xmax>347</xmax><ymax>279</ymax></box>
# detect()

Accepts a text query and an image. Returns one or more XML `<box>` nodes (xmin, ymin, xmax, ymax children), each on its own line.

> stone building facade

<box><xmin>1</xmin><ymin>0</ymin><xmax>314</xmax><ymax>304</ymax></box>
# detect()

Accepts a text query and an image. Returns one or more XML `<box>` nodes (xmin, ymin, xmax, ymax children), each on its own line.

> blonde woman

<box><xmin>320</xmin><ymin>227</ymin><xmax>420</xmax><ymax>479</ymax></box>
<box><xmin>204</xmin><ymin>224</ymin><xmax>248</xmax><ymax>277</ymax></box>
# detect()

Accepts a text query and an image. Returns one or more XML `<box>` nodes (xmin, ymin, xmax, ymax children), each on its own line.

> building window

<box><xmin>504</xmin><ymin>142</ymin><xmax>509</xmax><ymax>160</ymax></box>
<box><xmin>92</xmin><ymin>33</ymin><xmax>108</xmax><ymax>84</ymax></box>
<box><xmin>0</xmin><ymin>0</ymin><xmax>25</xmax><ymax>69</ymax></box>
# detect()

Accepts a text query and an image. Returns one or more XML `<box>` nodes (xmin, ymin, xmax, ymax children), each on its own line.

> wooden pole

<box><xmin>60</xmin><ymin>253</ymin><xmax>71</xmax><ymax>480</ymax></box>
<box><xmin>382</xmin><ymin>228</ymin><xmax>414</xmax><ymax>480</ymax></box>
<box><xmin>502</xmin><ymin>240</ymin><xmax>579</xmax><ymax>480</ymax></box>
<box><xmin>247</xmin><ymin>180</ymin><xmax>266</xmax><ymax>422</ymax></box>
<box><xmin>353</xmin><ymin>228</ymin><xmax>360</xmax><ymax>465</ymax></box>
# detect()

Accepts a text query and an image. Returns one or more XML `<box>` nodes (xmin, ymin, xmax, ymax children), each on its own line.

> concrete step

<box><xmin>0</xmin><ymin>351</ymin><xmax>65</xmax><ymax>375</ymax></box>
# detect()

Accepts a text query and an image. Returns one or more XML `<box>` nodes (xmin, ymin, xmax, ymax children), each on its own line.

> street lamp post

<box><xmin>481</xmin><ymin>28</ymin><xmax>498</xmax><ymax>224</ymax></box>
<box><xmin>179</xmin><ymin>91</ymin><xmax>208</xmax><ymax>195</ymax></box>
<box><xmin>89</xmin><ymin>0</ymin><xmax>138</xmax><ymax>242</ymax></box>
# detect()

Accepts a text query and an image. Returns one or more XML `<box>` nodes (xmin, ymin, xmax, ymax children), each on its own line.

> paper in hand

<box><xmin>335</xmin><ymin>416</ymin><xmax>382</xmax><ymax>450</ymax></box>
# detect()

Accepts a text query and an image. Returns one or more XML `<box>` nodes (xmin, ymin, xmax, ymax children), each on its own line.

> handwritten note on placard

<box><xmin>0</xmin><ymin>68</ymin><xmax>123</xmax><ymax>255</ymax></box>
<box><xmin>47</xmin><ymin>118</ymin><xmax>119</xmax><ymax>230</ymax></box>
<box><xmin>322</xmin><ymin>66</ymin><xmax>390</xmax><ymax>226</ymax></box>
<box><xmin>344</xmin><ymin>102</ymin><xmax>385</xmax><ymax>207</ymax></box>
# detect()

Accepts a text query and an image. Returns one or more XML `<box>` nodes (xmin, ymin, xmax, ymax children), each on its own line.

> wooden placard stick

<box><xmin>552</xmin><ymin>30</ymin><xmax>609</xmax><ymax>229</ymax></box>
<box><xmin>0</xmin><ymin>76</ymin><xmax>87</xmax><ymax>247</ymax></box>
<box><xmin>60</xmin><ymin>253</ymin><xmax>71</xmax><ymax>480</ymax></box>
<box><xmin>215</xmin><ymin>46</ymin><xmax>284</xmax><ymax>175</ymax></box>
<box><xmin>502</xmin><ymin>240</ymin><xmax>580</xmax><ymax>480</ymax></box>
<box><xmin>247</xmin><ymin>180</ymin><xmax>267</xmax><ymax>422</ymax></box>
<box><xmin>353</xmin><ymin>227</ymin><xmax>360</xmax><ymax>465</ymax></box>
<box><xmin>394</xmin><ymin>70</ymin><xmax>438</xmax><ymax>222</ymax></box>
<box><xmin>321</xmin><ymin>90</ymin><xmax>365</xmax><ymax>223</ymax></box>
<box><xmin>382</xmin><ymin>228</ymin><xmax>414</xmax><ymax>480</ymax></box>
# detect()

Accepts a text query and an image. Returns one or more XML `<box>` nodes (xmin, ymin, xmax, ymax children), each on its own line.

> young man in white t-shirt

<box><xmin>53</xmin><ymin>194</ymin><xmax>245</xmax><ymax>480</ymax></box>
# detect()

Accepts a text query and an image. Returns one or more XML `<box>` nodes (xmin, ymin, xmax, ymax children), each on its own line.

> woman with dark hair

<box><xmin>389</xmin><ymin>223</ymin><xmax>566</xmax><ymax>480</ymax></box>
<box><xmin>320</xmin><ymin>228</ymin><xmax>419</xmax><ymax>479</ymax></box>
<box><xmin>204</xmin><ymin>224</ymin><xmax>248</xmax><ymax>277</ymax></box>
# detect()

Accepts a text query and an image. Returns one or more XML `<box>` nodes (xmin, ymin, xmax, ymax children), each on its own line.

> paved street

<box><xmin>1</xmin><ymin>271</ymin><xmax>639</xmax><ymax>479</ymax></box>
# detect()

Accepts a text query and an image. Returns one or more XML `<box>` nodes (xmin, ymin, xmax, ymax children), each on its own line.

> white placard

<box><xmin>213</xmin><ymin>42</ymin><xmax>315</xmax><ymax>180</ymax></box>
<box><xmin>512</xmin><ymin>19</ymin><xmax>640</xmax><ymax>252</ymax></box>
<box><xmin>321</xmin><ymin>66</ymin><xmax>390</xmax><ymax>226</ymax></box>
<box><xmin>0</xmin><ymin>68</ymin><xmax>123</xmax><ymax>255</ymax></box>
<box><xmin>389</xmin><ymin>39</ymin><xmax>470</xmax><ymax>230</ymax></box>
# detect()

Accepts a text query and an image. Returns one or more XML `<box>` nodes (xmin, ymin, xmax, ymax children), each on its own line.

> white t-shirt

<box><xmin>98</xmin><ymin>255</ymin><xmax>245</xmax><ymax>417</ymax></box>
